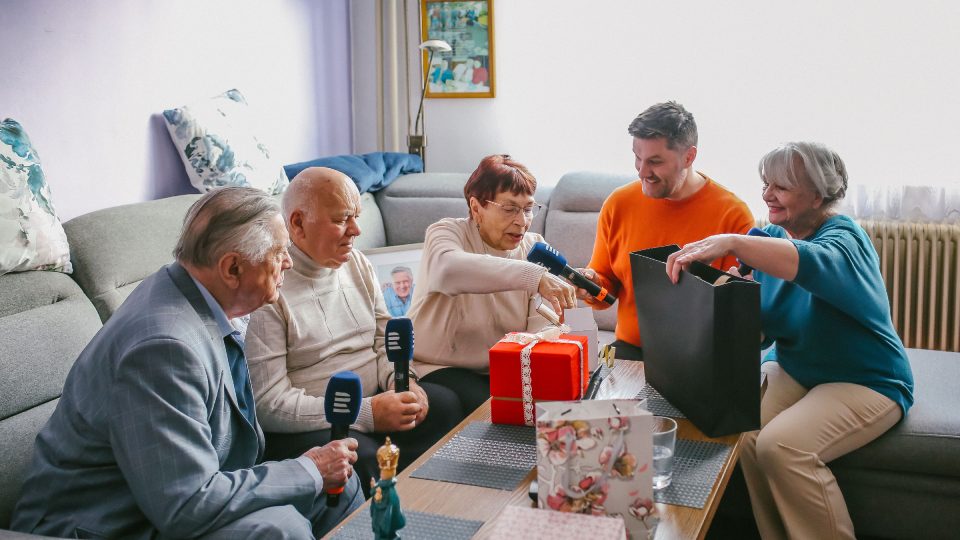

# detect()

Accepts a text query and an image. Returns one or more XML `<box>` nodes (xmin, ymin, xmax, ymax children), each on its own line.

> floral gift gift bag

<box><xmin>536</xmin><ymin>399</ymin><xmax>659</xmax><ymax>540</ymax></box>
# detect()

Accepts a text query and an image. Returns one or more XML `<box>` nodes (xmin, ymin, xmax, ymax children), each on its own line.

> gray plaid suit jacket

<box><xmin>12</xmin><ymin>263</ymin><xmax>323</xmax><ymax>539</ymax></box>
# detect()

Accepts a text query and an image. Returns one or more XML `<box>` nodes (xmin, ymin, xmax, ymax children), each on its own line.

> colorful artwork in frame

<box><xmin>421</xmin><ymin>0</ymin><xmax>495</xmax><ymax>98</ymax></box>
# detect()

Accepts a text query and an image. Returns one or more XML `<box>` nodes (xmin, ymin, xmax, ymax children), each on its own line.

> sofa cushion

<box><xmin>64</xmin><ymin>194</ymin><xmax>201</xmax><ymax>321</ymax></box>
<box><xmin>0</xmin><ymin>270</ymin><xmax>101</xmax><ymax>528</ymax></box>
<box><xmin>162</xmin><ymin>89</ymin><xmax>289</xmax><ymax>195</ymax></box>
<box><xmin>354</xmin><ymin>192</ymin><xmax>387</xmax><ymax>251</ymax></box>
<box><xmin>376</xmin><ymin>173</ymin><xmax>554</xmax><ymax>246</ymax></box>
<box><xmin>0</xmin><ymin>118</ymin><xmax>72</xmax><ymax>276</ymax></box>
<box><xmin>544</xmin><ymin>172</ymin><xmax>634</xmax><ymax>332</ymax></box>
<box><xmin>375</xmin><ymin>173</ymin><xmax>471</xmax><ymax>245</ymax></box>
<box><xmin>0</xmin><ymin>272</ymin><xmax>100</xmax><ymax>420</ymax></box>
<box><xmin>832</xmin><ymin>348</ymin><xmax>960</xmax><ymax>478</ymax></box>
<box><xmin>0</xmin><ymin>399</ymin><xmax>59</xmax><ymax>528</ymax></box>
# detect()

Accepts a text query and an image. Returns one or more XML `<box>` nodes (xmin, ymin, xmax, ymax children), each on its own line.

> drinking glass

<box><xmin>652</xmin><ymin>416</ymin><xmax>677</xmax><ymax>490</ymax></box>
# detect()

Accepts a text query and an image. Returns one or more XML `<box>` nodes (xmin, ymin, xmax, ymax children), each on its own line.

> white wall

<box><xmin>1</xmin><ymin>0</ymin><xmax>351</xmax><ymax>220</ymax></box>
<box><xmin>420</xmin><ymin>0</ymin><xmax>960</xmax><ymax>215</ymax></box>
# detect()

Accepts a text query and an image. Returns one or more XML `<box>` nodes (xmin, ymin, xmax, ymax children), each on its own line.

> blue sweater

<box><xmin>757</xmin><ymin>215</ymin><xmax>914</xmax><ymax>414</ymax></box>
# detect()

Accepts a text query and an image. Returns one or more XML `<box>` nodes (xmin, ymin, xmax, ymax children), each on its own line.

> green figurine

<box><xmin>370</xmin><ymin>437</ymin><xmax>405</xmax><ymax>540</ymax></box>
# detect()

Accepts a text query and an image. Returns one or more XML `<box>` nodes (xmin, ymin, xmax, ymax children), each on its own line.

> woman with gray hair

<box><xmin>665</xmin><ymin>142</ymin><xmax>913</xmax><ymax>539</ymax></box>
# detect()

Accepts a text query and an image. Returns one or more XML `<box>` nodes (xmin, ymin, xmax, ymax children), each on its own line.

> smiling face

<box><xmin>763</xmin><ymin>156</ymin><xmax>827</xmax><ymax>238</ymax></box>
<box><xmin>287</xmin><ymin>170</ymin><xmax>362</xmax><ymax>268</ymax></box>
<box><xmin>632</xmin><ymin>137</ymin><xmax>698</xmax><ymax>200</ymax></box>
<box><xmin>233</xmin><ymin>214</ymin><xmax>292</xmax><ymax>315</ymax></box>
<box><xmin>391</xmin><ymin>271</ymin><xmax>413</xmax><ymax>299</ymax></box>
<box><xmin>762</xmin><ymin>171</ymin><xmax>825</xmax><ymax>238</ymax></box>
<box><xmin>470</xmin><ymin>190</ymin><xmax>536</xmax><ymax>251</ymax></box>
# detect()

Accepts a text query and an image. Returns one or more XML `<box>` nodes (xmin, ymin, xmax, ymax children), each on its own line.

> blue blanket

<box><xmin>283</xmin><ymin>152</ymin><xmax>424</xmax><ymax>194</ymax></box>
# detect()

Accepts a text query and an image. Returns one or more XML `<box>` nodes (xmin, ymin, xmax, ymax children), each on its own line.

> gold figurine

<box><xmin>370</xmin><ymin>437</ymin><xmax>405</xmax><ymax>539</ymax></box>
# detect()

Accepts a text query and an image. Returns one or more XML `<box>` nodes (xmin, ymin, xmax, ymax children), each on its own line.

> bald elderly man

<box><xmin>245</xmin><ymin>167</ymin><xmax>462</xmax><ymax>495</ymax></box>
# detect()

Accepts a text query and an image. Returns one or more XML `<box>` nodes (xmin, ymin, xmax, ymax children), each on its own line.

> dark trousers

<box><xmin>264</xmin><ymin>381</ymin><xmax>463</xmax><ymax>497</ymax></box>
<box><xmin>419</xmin><ymin>367</ymin><xmax>490</xmax><ymax>416</ymax></box>
<box><xmin>611</xmin><ymin>339</ymin><xmax>643</xmax><ymax>361</ymax></box>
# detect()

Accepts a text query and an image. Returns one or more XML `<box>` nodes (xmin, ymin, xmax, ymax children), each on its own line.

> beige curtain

<box><xmin>350</xmin><ymin>0</ymin><xmax>422</xmax><ymax>154</ymax></box>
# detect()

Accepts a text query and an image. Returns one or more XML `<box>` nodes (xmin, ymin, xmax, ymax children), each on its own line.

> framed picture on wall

<box><xmin>420</xmin><ymin>0</ymin><xmax>495</xmax><ymax>98</ymax></box>
<box><xmin>362</xmin><ymin>244</ymin><xmax>424</xmax><ymax>317</ymax></box>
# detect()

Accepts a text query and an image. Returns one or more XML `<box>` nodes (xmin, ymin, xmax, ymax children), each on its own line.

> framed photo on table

<box><xmin>362</xmin><ymin>244</ymin><xmax>424</xmax><ymax>317</ymax></box>
<box><xmin>420</xmin><ymin>0</ymin><xmax>495</xmax><ymax>98</ymax></box>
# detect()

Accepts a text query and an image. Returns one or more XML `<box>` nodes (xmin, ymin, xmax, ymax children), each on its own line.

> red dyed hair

<box><xmin>463</xmin><ymin>154</ymin><xmax>537</xmax><ymax>208</ymax></box>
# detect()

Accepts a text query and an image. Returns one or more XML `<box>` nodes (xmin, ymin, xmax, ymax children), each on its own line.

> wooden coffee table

<box><xmin>324</xmin><ymin>361</ymin><xmax>743</xmax><ymax>540</ymax></box>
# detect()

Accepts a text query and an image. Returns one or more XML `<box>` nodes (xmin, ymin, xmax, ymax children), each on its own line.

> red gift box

<box><xmin>489</xmin><ymin>333</ymin><xmax>589</xmax><ymax>426</ymax></box>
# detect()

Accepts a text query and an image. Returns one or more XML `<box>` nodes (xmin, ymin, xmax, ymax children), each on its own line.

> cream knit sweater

<box><xmin>408</xmin><ymin>217</ymin><xmax>550</xmax><ymax>376</ymax></box>
<box><xmin>245</xmin><ymin>244</ymin><xmax>393</xmax><ymax>433</ymax></box>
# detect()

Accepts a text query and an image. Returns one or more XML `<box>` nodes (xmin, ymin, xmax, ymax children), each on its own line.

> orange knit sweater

<box><xmin>588</xmin><ymin>173</ymin><xmax>754</xmax><ymax>347</ymax></box>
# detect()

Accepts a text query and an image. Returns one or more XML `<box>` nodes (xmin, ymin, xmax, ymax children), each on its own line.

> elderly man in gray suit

<box><xmin>12</xmin><ymin>187</ymin><xmax>363</xmax><ymax>539</ymax></box>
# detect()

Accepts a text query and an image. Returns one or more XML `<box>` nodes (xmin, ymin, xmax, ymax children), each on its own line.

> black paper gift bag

<box><xmin>630</xmin><ymin>245</ymin><xmax>760</xmax><ymax>438</ymax></box>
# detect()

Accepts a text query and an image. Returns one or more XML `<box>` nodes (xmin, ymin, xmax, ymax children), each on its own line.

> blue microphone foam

<box><xmin>527</xmin><ymin>242</ymin><xmax>567</xmax><ymax>274</ymax></box>
<box><xmin>324</xmin><ymin>371</ymin><xmax>363</xmax><ymax>425</ymax></box>
<box><xmin>385</xmin><ymin>318</ymin><xmax>414</xmax><ymax>363</ymax></box>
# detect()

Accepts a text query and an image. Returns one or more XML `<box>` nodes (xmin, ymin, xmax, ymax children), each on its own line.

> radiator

<box><xmin>860</xmin><ymin>221</ymin><xmax>960</xmax><ymax>352</ymax></box>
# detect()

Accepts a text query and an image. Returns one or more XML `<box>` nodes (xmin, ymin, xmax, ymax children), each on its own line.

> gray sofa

<box><xmin>1</xmin><ymin>172</ymin><xmax>958</xmax><ymax>539</ymax></box>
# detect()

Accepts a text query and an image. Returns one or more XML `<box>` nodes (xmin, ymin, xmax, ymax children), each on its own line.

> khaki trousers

<box><xmin>741</xmin><ymin>362</ymin><xmax>901</xmax><ymax>540</ymax></box>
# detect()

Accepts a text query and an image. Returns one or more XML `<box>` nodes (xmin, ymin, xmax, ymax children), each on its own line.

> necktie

<box><xmin>224</xmin><ymin>333</ymin><xmax>257</xmax><ymax>428</ymax></box>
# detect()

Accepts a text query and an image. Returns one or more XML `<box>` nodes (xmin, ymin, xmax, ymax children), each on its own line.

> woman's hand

<box><xmin>665</xmin><ymin>234</ymin><xmax>737</xmax><ymax>284</ymax></box>
<box><xmin>538</xmin><ymin>272</ymin><xmax>577</xmax><ymax>316</ymax></box>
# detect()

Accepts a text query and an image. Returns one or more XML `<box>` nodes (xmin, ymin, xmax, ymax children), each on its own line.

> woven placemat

<box><xmin>636</xmin><ymin>383</ymin><xmax>686</xmax><ymax>418</ymax></box>
<box><xmin>331</xmin><ymin>509</ymin><xmax>484</xmax><ymax>539</ymax></box>
<box><xmin>410</xmin><ymin>421</ymin><xmax>536</xmax><ymax>490</ymax></box>
<box><xmin>653</xmin><ymin>438</ymin><xmax>732</xmax><ymax>508</ymax></box>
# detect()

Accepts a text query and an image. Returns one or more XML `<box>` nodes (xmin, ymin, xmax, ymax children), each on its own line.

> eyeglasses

<box><xmin>484</xmin><ymin>200</ymin><xmax>542</xmax><ymax>219</ymax></box>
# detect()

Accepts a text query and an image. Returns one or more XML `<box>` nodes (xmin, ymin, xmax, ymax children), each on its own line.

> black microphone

<box><xmin>736</xmin><ymin>228</ymin><xmax>772</xmax><ymax>275</ymax></box>
<box><xmin>385</xmin><ymin>318</ymin><xmax>414</xmax><ymax>392</ymax></box>
<box><xmin>323</xmin><ymin>371</ymin><xmax>362</xmax><ymax>506</ymax></box>
<box><xmin>527</xmin><ymin>242</ymin><xmax>616</xmax><ymax>305</ymax></box>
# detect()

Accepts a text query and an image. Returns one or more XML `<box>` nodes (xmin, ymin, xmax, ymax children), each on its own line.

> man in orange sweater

<box><xmin>577</xmin><ymin>101</ymin><xmax>754</xmax><ymax>359</ymax></box>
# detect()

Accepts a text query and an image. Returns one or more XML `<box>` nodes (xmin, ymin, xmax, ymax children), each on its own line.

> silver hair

<box><xmin>758</xmin><ymin>142</ymin><xmax>848</xmax><ymax>206</ymax></box>
<box><xmin>174</xmin><ymin>187</ymin><xmax>282</xmax><ymax>267</ymax></box>
<box><xmin>391</xmin><ymin>266</ymin><xmax>413</xmax><ymax>277</ymax></box>
<box><xmin>281</xmin><ymin>174</ymin><xmax>310</xmax><ymax>223</ymax></box>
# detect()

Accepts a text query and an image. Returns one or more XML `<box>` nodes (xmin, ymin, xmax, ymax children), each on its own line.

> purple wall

<box><xmin>0</xmin><ymin>0</ymin><xmax>352</xmax><ymax>219</ymax></box>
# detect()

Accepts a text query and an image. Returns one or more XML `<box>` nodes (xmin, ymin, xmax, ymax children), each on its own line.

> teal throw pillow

<box><xmin>162</xmin><ymin>89</ymin><xmax>289</xmax><ymax>195</ymax></box>
<box><xmin>0</xmin><ymin>118</ymin><xmax>72</xmax><ymax>276</ymax></box>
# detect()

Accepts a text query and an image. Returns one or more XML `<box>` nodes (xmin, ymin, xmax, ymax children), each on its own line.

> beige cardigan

<box><xmin>407</xmin><ymin>217</ymin><xmax>549</xmax><ymax>376</ymax></box>
<box><xmin>245</xmin><ymin>245</ymin><xmax>394</xmax><ymax>433</ymax></box>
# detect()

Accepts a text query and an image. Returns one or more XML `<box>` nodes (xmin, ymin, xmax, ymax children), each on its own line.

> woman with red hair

<box><xmin>407</xmin><ymin>155</ymin><xmax>576</xmax><ymax>415</ymax></box>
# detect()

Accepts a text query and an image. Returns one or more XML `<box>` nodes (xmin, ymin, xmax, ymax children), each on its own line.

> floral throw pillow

<box><xmin>0</xmin><ymin>118</ymin><xmax>72</xmax><ymax>276</ymax></box>
<box><xmin>162</xmin><ymin>89</ymin><xmax>289</xmax><ymax>195</ymax></box>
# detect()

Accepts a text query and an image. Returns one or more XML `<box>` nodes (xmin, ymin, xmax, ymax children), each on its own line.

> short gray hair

<box><xmin>758</xmin><ymin>142</ymin><xmax>848</xmax><ymax>207</ymax></box>
<box><xmin>627</xmin><ymin>101</ymin><xmax>698</xmax><ymax>150</ymax></box>
<box><xmin>174</xmin><ymin>187</ymin><xmax>282</xmax><ymax>267</ymax></box>
<box><xmin>391</xmin><ymin>266</ymin><xmax>413</xmax><ymax>278</ymax></box>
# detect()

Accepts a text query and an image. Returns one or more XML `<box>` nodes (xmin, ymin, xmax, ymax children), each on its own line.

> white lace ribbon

<box><xmin>498</xmin><ymin>325</ymin><xmax>584</xmax><ymax>426</ymax></box>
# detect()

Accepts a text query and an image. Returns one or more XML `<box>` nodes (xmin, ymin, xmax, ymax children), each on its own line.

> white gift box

<box><xmin>487</xmin><ymin>505</ymin><xmax>627</xmax><ymax>539</ymax></box>
<box><xmin>563</xmin><ymin>307</ymin><xmax>599</xmax><ymax>372</ymax></box>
